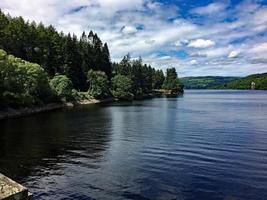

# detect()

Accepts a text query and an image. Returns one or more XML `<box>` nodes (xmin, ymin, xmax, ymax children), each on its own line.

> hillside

<box><xmin>216</xmin><ymin>73</ymin><xmax>267</xmax><ymax>90</ymax></box>
<box><xmin>180</xmin><ymin>76</ymin><xmax>240</xmax><ymax>89</ymax></box>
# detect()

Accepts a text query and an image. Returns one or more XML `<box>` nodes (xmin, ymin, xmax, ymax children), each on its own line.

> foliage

<box><xmin>112</xmin><ymin>56</ymin><xmax>166</xmax><ymax>97</ymax></box>
<box><xmin>49</xmin><ymin>75</ymin><xmax>74</xmax><ymax>101</ymax></box>
<box><xmin>0</xmin><ymin>10</ymin><xmax>112</xmax><ymax>91</ymax></box>
<box><xmin>216</xmin><ymin>73</ymin><xmax>267</xmax><ymax>90</ymax></box>
<box><xmin>0</xmin><ymin>49</ymin><xmax>54</xmax><ymax>108</ymax></box>
<box><xmin>76</xmin><ymin>91</ymin><xmax>92</xmax><ymax>101</ymax></box>
<box><xmin>162</xmin><ymin>68</ymin><xmax>183</xmax><ymax>93</ymax></box>
<box><xmin>180</xmin><ymin>76</ymin><xmax>240</xmax><ymax>89</ymax></box>
<box><xmin>68</xmin><ymin>89</ymin><xmax>92</xmax><ymax>101</ymax></box>
<box><xmin>87</xmin><ymin>70</ymin><xmax>110</xmax><ymax>99</ymax></box>
<box><xmin>112</xmin><ymin>74</ymin><xmax>134</xmax><ymax>100</ymax></box>
<box><xmin>0</xmin><ymin>11</ymin><xmax>184</xmax><ymax>107</ymax></box>
<box><xmin>152</xmin><ymin>69</ymin><xmax>165</xmax><ymax>89</ymax></box>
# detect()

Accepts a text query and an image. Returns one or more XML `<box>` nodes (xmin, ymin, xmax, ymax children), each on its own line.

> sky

<box><xmin>0</xmin><ymin>0</ymin><xmax>267</xmax><ymax>77</ymax></box>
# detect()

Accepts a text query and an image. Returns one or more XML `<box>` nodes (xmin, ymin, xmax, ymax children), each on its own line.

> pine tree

<box><xmin>102</xmin><ymin>43</ymin><xmax>112</xmax><ymax>79</ymax></box>
<box><xmin>162</xmin><ymin>67</ymin><xmax>183</xmax><ymax>92</ymax></box>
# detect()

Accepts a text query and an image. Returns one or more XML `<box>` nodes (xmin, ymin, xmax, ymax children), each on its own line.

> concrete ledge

<box><xmin>0</xmin><ymin>174</ymin><xmax>31</xmax><ymax>200</ymax></box>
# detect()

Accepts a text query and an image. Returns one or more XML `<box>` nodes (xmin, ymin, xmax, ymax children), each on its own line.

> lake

<box><xmin>1</xmin><ymin>90</ymin><xmax>267</xmax><ymax>200</ymax></box>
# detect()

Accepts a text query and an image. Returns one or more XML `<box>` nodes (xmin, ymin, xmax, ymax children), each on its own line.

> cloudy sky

<box><xmin>1</xmin><ymin>0</ymin><xmax>267</xmax><ymax>77</ymax></box>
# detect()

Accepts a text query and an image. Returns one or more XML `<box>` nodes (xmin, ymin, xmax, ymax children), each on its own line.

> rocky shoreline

<box><xmin>0</xmin><ymin>92</ymin><xmax>184</xmax><ymax>121</ymax></box>
<box><xmin>0</xmin><ymin>103</ymin><xmax>64</xmax><ymax>120</ymax></box>
<box><xmin>0</xmin><ymin>98</ymin><xmax>115</xmax><ymax>121</ymax></box>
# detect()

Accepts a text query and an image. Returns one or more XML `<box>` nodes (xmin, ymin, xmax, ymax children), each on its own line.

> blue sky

<box><xmin>1</xmin><ymin>0</ymin><xmax>267</xmax><ymax>77</ymax></box>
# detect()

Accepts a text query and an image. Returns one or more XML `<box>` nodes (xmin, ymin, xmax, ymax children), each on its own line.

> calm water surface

<box><xmin>1</xmin><ymin>90</ymin><xmax>267</xmax><ymax>200</ymax></box>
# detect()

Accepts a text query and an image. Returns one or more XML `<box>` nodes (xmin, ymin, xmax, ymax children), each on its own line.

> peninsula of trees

<box><xmin>0</xmin><ymin>11</ymin><xmax>183</xmax><ymax>109</ymax></box>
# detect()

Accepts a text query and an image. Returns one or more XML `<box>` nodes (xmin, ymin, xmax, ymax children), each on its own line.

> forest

<box><xmin>0</xmin><ymin>10</ymin><xmax>183</xmax><ymax>108</ymax></box>
<box><xmin>180</xmin><ymin>76</ymin><xmax>240</xmax><ymax>89</ymax></box>
<box><xmin>215</xmin><ymin>73</ymin><xmax>267</xmax><ymax>90</ymax></box>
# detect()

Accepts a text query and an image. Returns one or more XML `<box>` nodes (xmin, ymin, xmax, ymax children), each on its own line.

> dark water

<box><xmin>1</xmin><ymin>90</ymin><xmax>267</xmax><ymax>200</ymax></box>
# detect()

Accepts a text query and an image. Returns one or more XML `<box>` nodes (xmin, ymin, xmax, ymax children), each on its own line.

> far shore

<box><xmin>0</xmin><ymin>98</ymin><xmax>115</xmax><ymax>121</ymax></box>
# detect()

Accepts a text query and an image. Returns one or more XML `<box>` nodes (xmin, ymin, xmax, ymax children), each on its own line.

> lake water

<box><xmin>1</xmin><ymin>90</ymin><xmax>267</xmax><ymax>200</ymax></box>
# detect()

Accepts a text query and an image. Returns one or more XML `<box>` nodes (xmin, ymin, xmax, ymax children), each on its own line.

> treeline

<box><xmin>0</xmin><ymin>49</ymin><xmax>54</xmax><ymax>107</ymax></box>
<box><xmin>0</xmin><ymin>10</ymin><xmax>111</xmax><ymax>91</ymax></box>
<box><xmin>0</xmin><ymin>11</ymin><xmax>183</xmax><ymax>108</ymax></box>
<box><xmin>112</xmin><ymin>54</ymin><xmax>165</xmax><ymax>98</ymax></box>
<box><xmin>0</xmin><ymin>49</ymin><xmax>183</xmax><ymax>108</ymax></box>
<box><xmin>215</xmin><ymin>73</ymin><xmax>267</xmax><ymax>90</ymax></box>
<box><xmin>180</xmin><ymin>76</ymin><xmax>240</xmax><ymax>89</ymax></box>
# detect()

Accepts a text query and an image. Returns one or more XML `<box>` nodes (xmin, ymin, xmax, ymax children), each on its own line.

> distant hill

<box><xmin>180</xmin><ymin>76</ymin><xmax>240</xmax><ymax>89</ymax></box>
<box><xmin>215</xmin><ymin>73</ymin><xmax>267</xmax><ymax>90</ymax></box>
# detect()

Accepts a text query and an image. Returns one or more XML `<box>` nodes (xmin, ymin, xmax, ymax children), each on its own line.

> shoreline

<box><xmin>0</xmin><ymin>98</ymin><xmax>116</xmax><ymax>121</ymax></box>
<box><xmin>0</xmin><ymin>91</ymin><xmax>184</xmax><ymax>121</ymax></box>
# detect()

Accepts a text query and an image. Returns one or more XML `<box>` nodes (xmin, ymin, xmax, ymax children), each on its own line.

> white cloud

<box><xmin>174</xmin><ymin>39</ymin><xmax>188</xmax><ymax>47</ymax></box>
<box><xmin>250</xmin><ymin>58</ymin><xmax>267</xmax><ymax>64</ymax></box>
<box><xmin>201</xmin><ymin>46</ymin><xmax>233</xmax><ymax>58</ymax></box>
<box><xmin>191</xmin><ymin>3</ymin><xmax>226</xmax><ymax>15</ymax></box>
<box><xmin>98</xmin><ymin>0</ymin><xmax>143</xmax><ymax>10</ymax></box>
<box><xmin>228</xmin><ymin>50</ymin><xmax>240</xmax><ymax>58</ymax></box>
<box><xmin>159</xmin><ymin>56</ymin><xmax>172</xmax><ymax>60</ymax></box>
<box><xmin>188</xmin><ymin>39</ymin><xmax>215</xmax><ymax>49</ymax></box>
<box><xmin>252</xmin><ymin>7</ymin><xmax>267</xmax><ymax>25</ymax></box>
<box><xmin>189</xmin><ymin>60</ymin><xmax>198</xmax><ymax>65</ymax></box>
<box><xmin>174</xmin><ymin>40</ymin><xmax>182</xmax><ymax>47</ymax></box>
<box><xmin>145</xmin><ymin>39</ymin><xmax>155</xmax><ymax>45</ymax></box>
<box><xmin>250</xmin><ymin>42</ymin><xmax>267</xmax><ymax>54</ymax></box>
<box><xmin>189</xmin><ymin>52</ymin><xmax>207</xmax><ymax>57</ymax></box>
<box><xmin>0</xmin><ymin>0</ymin><xmax>267</xmax><ymax>76</ymax></box>
<box><xmin>122</xmin><ymin>26</ymin><xmax>138</xmax><ymax>34</ymax></box>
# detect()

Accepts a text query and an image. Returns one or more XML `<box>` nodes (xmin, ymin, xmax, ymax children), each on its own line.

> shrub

<box><xmin>0</xmin><ymin>49</ymin><xmax>54</xmax><ymax>108</ymax></box>
<box><xmin>112</xmin><ymin>74</ymin><xmax>133</xmax><ymax>100</ymax></box>
<box><xmin>50</xmin><ymin>75</ymin><xmax>74</xmax><ymax>101</ymax></box>
<box><xmin>87</xmin><ymin>69</ymin><xmax>110</xmax><ymax>99</ymax></box>
<box><xmin>162</xmin><ymin>68</ymin><xmax>183</xmax><ymax>93</ymax></box>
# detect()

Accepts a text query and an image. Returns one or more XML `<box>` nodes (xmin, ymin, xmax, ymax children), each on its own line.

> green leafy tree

<box><xmin>130</xmin><ymin>58</ymin><xmax>143</xmax><ymax>95</ymax></box>
<box><xmin>162</xmin><ymin>68</ymin><xmax>183</xmax><ymax>93</ymax></box>
<box><xmin>0</xmin><ymin>10</ymin><xmax>175</xmax><ymax>102</ymax></box>
<box><xmin>0</xmin><ymin>49</ymin><xmax>53</xmax><ymax>108</ymax></box>
<box><xmin>63</xmin><ymin>33</ymin><xmax>86</xmax><ymax>90</ymax></box>
<box><xmin>0</xmin><ymin>11</ymin><xmax>112</xmax><ymax>92</ymax></box>
<box><xmin>152</xmin><ymin>69</ymin><xmax>165</xmax><ymax>89</ymax></box>
<box><xmin>50</xmin><ymin>75</ymin><xmax>74</xmax><ymax>101</ymax></box>
<box><xmin>87</xmin><ymin>69</ymin><xmax>110</xmax><ymax>99</ymax></box>
<box><xmin>112</xmin><ymin>74</ymin><xmax>133</xmax><ymax>100</ymax></box>
<box><xmin>112</xmin><ymin>55</ymin><xmax>166</xmax><ymax>97</ymax></box>
<box><xmin>102</xmin><ymin>43</ymin><xmax>112</xmax><ymax>79</ymax></box>
<box><xmin>0</xmin><ymin>49</ymin><xmax>8</xmax><ymax>106</ymax></box>
<box><xmin>0</xmin><ymin>11</ymin><xmax>9</xmax><ymax>50</ymax></box>
<box><xmin>115</xmin><ymin>54</ymin><xmax>132</xmax><ymax>76</ymax></box>
<box><xmin>141</xmin><ymin>64</ymin><xmax>153</xmax><ymax>93</ymax></box>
